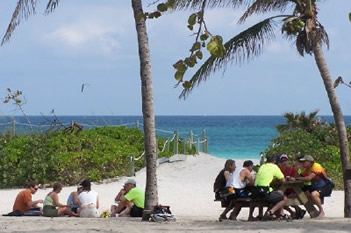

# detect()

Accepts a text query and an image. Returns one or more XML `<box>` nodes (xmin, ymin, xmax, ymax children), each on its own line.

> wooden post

<box><xmin>202</xmin><ymin>129</ymin><xmax>206</xmax><ymax>153</ymax></box>
<box><xmin>174</xmin><ymin>131</ymin><xmax>179</xmax><ymax>155</ymax></box>
<box><xmin>189</xmin><ymin>130</ymin><xmax>193</xmax><ymax>149</ymax></box>
<box><xmin>11</xmin><ymin>118</ymin><xmax>16</xmax><ymax>137</ymax></box>
<box><xmin>203</xmin><ymin>137</ymin><xmax>208</xmax><ymax>153</ymax></box>
<box><xmin>196</xmin><ymin>138</ymin><xmax>200</xmax><ymax>155</ymax></box>
<box><xmin>129</xmin><ymin>155</ymin><xmax>135</xmax><ymax>177</ymax></box>
<box><xmin>182</xmin><ymin>138</ymin><xmax>186</xmax><ymax>154</ymax></box>
<box><xmin>166</xmin><ymin>138</ymin><xmax>170</xmax><ymax>152</ymax></box>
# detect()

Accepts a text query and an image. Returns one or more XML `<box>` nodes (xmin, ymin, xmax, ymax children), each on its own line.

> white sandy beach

<box><xmin>0</xmin><ymin>153</ymin><xmax>350</xmax><ymax>232</ymax></box>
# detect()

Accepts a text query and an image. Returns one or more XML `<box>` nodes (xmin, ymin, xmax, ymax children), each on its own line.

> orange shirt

<box><xmin>300</xmin><ymin>162</ymin><xmax>328</xmax><ymax>184</ymax></box>
<box><xmin>13</xmin><ymin>189</ymin><xmax>32</xmax><ymax>212</ymax></box>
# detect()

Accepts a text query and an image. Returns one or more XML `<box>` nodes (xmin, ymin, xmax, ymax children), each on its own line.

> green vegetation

<box><xmin>0</xmin><ymin>126</ymin><xmax>195</xmax><ymax>188</ymax></box>
<box><xmin>265</xmin><ymin>112</ymin><xmax>346</xmax><ymax>189</ymax></box>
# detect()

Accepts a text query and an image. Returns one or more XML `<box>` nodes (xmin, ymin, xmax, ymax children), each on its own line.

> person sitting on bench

<box><xmin>223</xmin><ymin>160</ymin><xmax>255</xmax><ymax>220</ymax></box>
<box><xmin>296</xmin><ymin>155</ymin><xmax>333</xmax><ymax>218</ymax></box>
<box><xmin>255</xmin><ymin>154</ymin><xmax>288</xmax><ymax>221</ymax></box>
<box><xmin>213</xmin><ymin>159</ymin><xmax>236</xmax><ymax>201</ymax></box>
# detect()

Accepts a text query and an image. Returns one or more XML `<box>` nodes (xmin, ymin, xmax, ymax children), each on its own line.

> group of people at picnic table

<box><xmin>214</xmin><ymin>154</ymin><xmax>334</xmax><ymax>221</ymax></box>
<box><xmin>9</xmin><ymin>178</ymin><xmax>144</xmax><ymax>218</ymax></box>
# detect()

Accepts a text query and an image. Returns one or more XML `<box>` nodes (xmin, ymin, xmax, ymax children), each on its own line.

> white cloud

<box><xmin>44</xmin><ymin>20</ymin><xmax>121</xmax><ymax>54</ymax></box>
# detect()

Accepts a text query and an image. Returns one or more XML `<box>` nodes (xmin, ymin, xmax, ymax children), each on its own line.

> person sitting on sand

<box><xmin>110</xmin><ymin>178</ymin><xmax>144</xmax><ymax>217</ymax></box>
<box><xmin>43</xmin><ymin>182</ymin><xmax>77</xmax><ymax>217</ymax></box>
<box><xmin>296</xmin><ymin>155</ymin><xmax>333</xmax><ymax>218</ymax></box>
<box><xmin>213</xmin><ymin>159</ymin><xmax>236</xmax><ymax>200</ymax></box>
<box><xmin>77</xmin><ymin>179</ymin><xmax>100</xmax><ymax>218</ymax></box>
<box><xmin>13</xmin><ymin>181</ymin><xmax>43</xmax><ymax>215</ymax></box>
<box><xmin>223</xmin><ymin>160</ymin><xmax>255</xmax><ymax>221</ymax></box>
<box><xmin>67</xmin><ymin>185</ymin><xmax>83</xmax><ymax>214</ymax></box>
<box><xmin>255</xmin><ymin>154</ymin><xmax>288</xmax><ymax>221</ymax></box>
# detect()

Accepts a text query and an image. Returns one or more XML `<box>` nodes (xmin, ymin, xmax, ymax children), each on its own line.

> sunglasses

<box><xmin>33</xmin><ymin>187</ymin><xmax>38</xmax><ymax>191</ymax></box>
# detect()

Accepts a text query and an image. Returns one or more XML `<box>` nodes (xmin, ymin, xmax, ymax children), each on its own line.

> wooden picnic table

<box><xmin>278</xmin><ymin>180</ymin><xmax>319</xmax><ymax>218</ymax></box>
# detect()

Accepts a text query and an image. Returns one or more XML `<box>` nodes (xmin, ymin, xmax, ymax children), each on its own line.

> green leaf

<box><xmin>195</xmin><ymin>51</ymin><xmax>203</xmax><ymax>59</ymax></box>
<box><xmin>188</xmin><ymin>13</ymin><xmax>197</xmax><ymax>26</ymax></box>
<box><xmin>349</xmin><ymin>13</ymin><xmax>351</xmax><ymax>22</ymax></box>
<box><xmin>157</xmin><ymin>3</ymin><xmax>168</xmax><ymax>12</ymax></box>
<box><xmin>190</xmin><ymin>42</ymin><xmax>201</xmax><ymax>52</ymax></box>
<box><xmin>187</xmin><ymin>25</ymin><xmax>193</xmax><ymax>31</ymax></box>
<box><xmin>183</xmin><ymin>81</ymin><xmax>192</xmax><ymax>89</ymax></box>
<box><xmin>174</xmin><ymin>71</ymin><xmax>184</xmax><ymax>81</ymax></box>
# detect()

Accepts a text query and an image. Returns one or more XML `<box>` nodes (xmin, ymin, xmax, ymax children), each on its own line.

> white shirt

<box><xmin>78</xmin><ymin>190</ymin><xmax>98</xmax><ymax>207</ymax></box>
<box><xmin>226</xmin><ymin>168</ymin><xmax>249</xmax><ymax>189</ymax></box>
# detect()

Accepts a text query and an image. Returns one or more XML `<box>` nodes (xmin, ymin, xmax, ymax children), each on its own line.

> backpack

<box><xmin>150</xmin><ymin>205</ymin><xmax>176</xmax><ymax>222</ymax></box>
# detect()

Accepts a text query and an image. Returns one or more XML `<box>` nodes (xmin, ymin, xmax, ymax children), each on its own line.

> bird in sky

<box><xmin>81</xmin><ymin>83</ymin><xmax>91</xmax><ymax>93</ymax></box>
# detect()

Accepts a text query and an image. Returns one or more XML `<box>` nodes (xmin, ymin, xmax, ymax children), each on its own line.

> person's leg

<box><xmin>58</xmin><ymin>207</ymin><xmax>77</xmax><ymax>217</ymax></box>
<box><xmin>114</xmin><ymin>201</ymin><xmax>127</xmax><ymax>215</ymax></box>
<box><xmin>311</xmin><ymin>191</ymin><xmax>324</xmax><ymax>217</ymax></box>
<box><xmin>119</xmin><ymin>200</ymin><xmax>134</xmax><ymax>217</ymax></box>
<box><xmin>220</xmin><ymin>201</ymin><xmax>235</xmax><ymax>219</ymax></box>
<box><xmin>110</xmin><ymin>205</ymin><xmax>118</xmax><ymax>217</ymax></box>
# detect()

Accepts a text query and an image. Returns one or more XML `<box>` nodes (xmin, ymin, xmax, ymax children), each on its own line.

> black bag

<box><xmin>2</xmin><ymin>210</ymin><xmax>24</xmax><ymax>216</ymax></box>
<box><xmin>250</xmin><ymin>186</ymin><xmax>269</xmax><ymax>199</ymax></box>
<box><xmin>150</xmin><ymin>205</ymin><xmax>176</xmax><ymax>222</ymax></box>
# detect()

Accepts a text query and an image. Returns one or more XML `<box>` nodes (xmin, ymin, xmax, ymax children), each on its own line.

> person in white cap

<box><xmin>110</xmin><ymin>178</ymin><xmax>145</xmax><ymax>217</ymax></box>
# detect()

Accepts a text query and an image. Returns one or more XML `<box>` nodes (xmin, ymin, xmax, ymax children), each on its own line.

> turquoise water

<box><xmin>0</xmin><ymin>115</ymin><xmax>347</xmax><ymax>160</ymax></box>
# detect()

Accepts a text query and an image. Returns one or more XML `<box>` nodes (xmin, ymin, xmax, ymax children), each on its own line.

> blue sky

<box><xmin>0</xmin><ymin>0</ymin><xmax>350</xmax><ymax>116</ymax></box>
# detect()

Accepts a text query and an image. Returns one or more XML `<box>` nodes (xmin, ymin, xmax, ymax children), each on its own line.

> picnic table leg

<box><xmin>292</xmin><ymin>187</ymin><xmax>319</xmax><ymax>218</ymax></box>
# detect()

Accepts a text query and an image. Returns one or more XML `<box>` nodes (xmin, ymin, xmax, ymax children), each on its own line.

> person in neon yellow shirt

<box><xmin>296</xmin><ymin>155</ymin><xmax>333</xmax><ymax>218</ymax></box>
<box><xmin>255</xmin><ymin>154</ymin><xmax>287</xmax><ymax>220</ymax></box>
<box><xmin>111</xmin><ymin>178</ymin><xmax>145</xmax><ymax>217</ymax></box>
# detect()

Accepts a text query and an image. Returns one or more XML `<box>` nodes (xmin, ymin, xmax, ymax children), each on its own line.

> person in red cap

<box><xmin>278</xmin><ymin>155</ymin><xmax>306</xmax><ymax>219</ymax></box>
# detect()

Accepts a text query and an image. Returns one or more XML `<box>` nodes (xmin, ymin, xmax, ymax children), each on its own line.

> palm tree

<box><xmin>276</xmin><ymin>110</ymin><xmax>319</xmax><ymax>133</ymax></box>
<box><xmin>131</xmin><ymin>0</ymin><xmax>159</xmax><ymax>221</ymax></box>
<box><xmin>2</xmin><ymin>0</ymin><xmax>159</xmax><ymax>220</ymax></box>
<box><xmin>172</xmin><ymin>0</ymin><xmax>351</xmax><ymax>217</ymax></box>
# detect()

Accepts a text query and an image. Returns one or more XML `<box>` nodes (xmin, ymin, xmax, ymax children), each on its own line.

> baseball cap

<box><xmin>280</xmin><ymin>154</ymin><xmax>289</xmax><ymax>161</ymax></box>
<box><xmin>124</xmin><ymin>178</ymin><xmax>136</xmax><ymax>185</ymax></box>
<box><xmin>300</xmin><ymin>155</ymin><xmax>314</xmax><ymax>162</ymax></box>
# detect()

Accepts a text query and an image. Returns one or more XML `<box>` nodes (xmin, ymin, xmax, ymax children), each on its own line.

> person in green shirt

<box><xmin>255</xmin><ymin>154</ymin><xmax>287</xmax><ymax>220</ymax></box>
<box><xmin>111</xmin><ymin>178</ymin><xmax>145</xmax><ymax>217</ymax></box>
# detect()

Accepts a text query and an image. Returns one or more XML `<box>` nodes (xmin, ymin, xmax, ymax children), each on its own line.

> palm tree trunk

<box><xmin>131</xmin><ymin>0</ymin><xmax>159</xmax><ymax>221</ymax></box>
<box><xmin>313</xmin><ymin>42</ymin><xmax>351</xmax><ymax>217</ymax></box>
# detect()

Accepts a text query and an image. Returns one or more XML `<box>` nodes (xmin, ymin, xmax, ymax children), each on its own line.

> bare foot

<box><xmin>316</xmin><ymin>211</ymin><xmax>325</xmax><ymax>219</ymax></box>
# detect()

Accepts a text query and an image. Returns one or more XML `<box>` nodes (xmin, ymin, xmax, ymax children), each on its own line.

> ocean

<box><xmin>0</xmin><ymin>115</ymin><xmax>349</xmax><ymax>160</ymax></box>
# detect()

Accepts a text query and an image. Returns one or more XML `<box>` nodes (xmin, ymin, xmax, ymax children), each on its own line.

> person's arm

<box><xmin>51</xmin><ymin>193</ymin><xmax>69</xmax><ymax>208</ymax></box>
<box><xmin>115</xmin><ymin>189</ymin><xmax>126</xmax><ymax>202</ymax></box>
<box><xmin>242</xmin><ymin>170</ymin><xmax>254</xmax><ymax>185</ymax></box>
<box><xmin>96</xmin><ymin>195</ymin><xmax>99</xmax><ymax>209</ymax></box>
<box><xmin>224</xmin><ymin>171</ymin><xmax>231</xmax><ymax>181</ymax></box>
<box><xmin>72</xmin><ymin>192</ymin><xmax>80</xmax><ymax>205</ymax></box>
<box><xmin>296</xmin><ymin>172</ymin><xmax>316</xmax><ymax>182</ymax></box>
<box><xmin>27</xmin><ymin>199</ymin><xmax>43</xmax><ymax>209</ymax></box>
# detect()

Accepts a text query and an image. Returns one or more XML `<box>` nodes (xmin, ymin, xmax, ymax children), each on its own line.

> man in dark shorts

<box><xmin>296</xmin><ymin>155</ymin><xmax>333</xmax><ymax>218</ymax></box>
<box><xmin>255</xmin><ymin>154</ymin><xmax>287</xmax><ymax>220</ymax></box>
<box><xmin>111</xmin><ymin>179</ymin><xmax>145</xmax><ymax>217</ymax></box>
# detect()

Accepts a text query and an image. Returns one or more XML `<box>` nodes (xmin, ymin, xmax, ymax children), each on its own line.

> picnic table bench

<box><xmin>215</xmin><ymin>181</ymin><xmax>327</xmax><ymax>220</ymax></box>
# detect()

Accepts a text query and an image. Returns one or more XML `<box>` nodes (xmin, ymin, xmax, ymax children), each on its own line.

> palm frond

<box><xmin>295</xmin><ymin>23</ymin><xmax>329</xmax><ymax>57</ymax></box>
<box><xmin>171</xmin><ymin>0</ymin><xmax>247</xmax><ymax>10</ymax></box>
<box><xmin>1</xmin><ymin>0</ymin><xmax>37</xmax><ymax>45</ymax></box>
<box><xmin>179</xmin><ymin>17</ymin><xmax>278</xmax><ymax>99</ymax></box>
<box><xmin>45</xmin><ymin>0</ymin><xmax>60</xmax><ymax>14</ymax></box>
<box><xmin>238</xmin><ymin>0</ymin><xmax>293</xmax><ymax>24</ymax></box>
